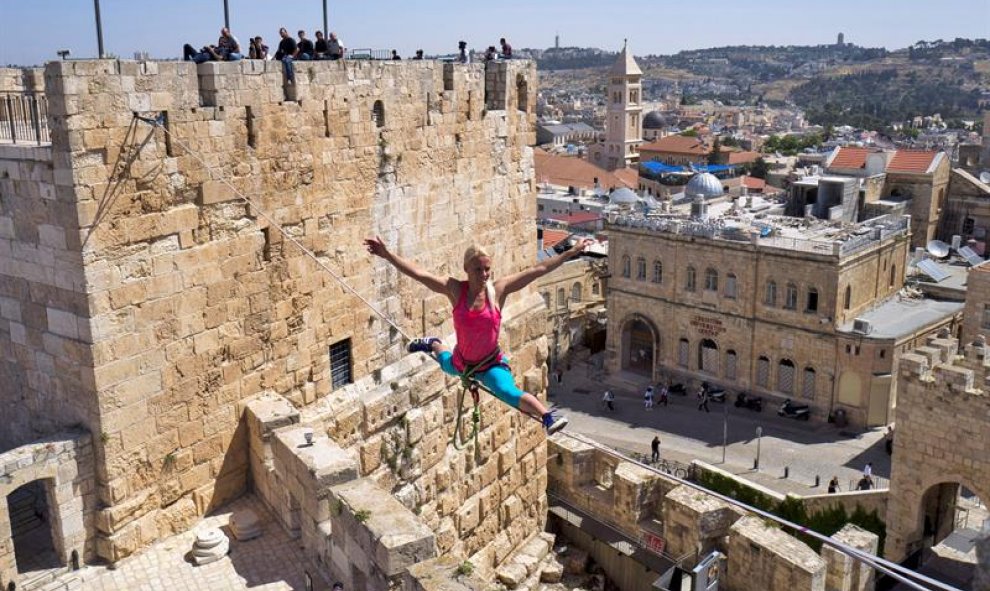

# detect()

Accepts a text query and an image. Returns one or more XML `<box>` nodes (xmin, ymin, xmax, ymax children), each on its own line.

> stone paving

<box><xmin>549</xmin><ymin>360</ymin><xmax>892</xmax><ymax>497</ymax></box>
<box><xmin>78</xmin><ymin>495</ymin><xmax>333</xmax><ymax>591</ymax></box>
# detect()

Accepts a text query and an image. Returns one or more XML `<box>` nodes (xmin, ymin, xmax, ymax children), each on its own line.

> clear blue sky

<box><xmin>1</xmin><ymin>0</ymin><xmax>988</xmax><ymax>66</ymax></box>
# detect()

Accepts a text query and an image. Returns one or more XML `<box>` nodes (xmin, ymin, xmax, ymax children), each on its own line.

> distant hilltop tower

<box><xmin>555</xmin><ymin>33</ymin><xmax>560</xmax><ymax>49</ymax></box>
<box><xmin>837</xmin><ymin>32</ymin><xmax>845</xmax><ymax>46</ymax></box>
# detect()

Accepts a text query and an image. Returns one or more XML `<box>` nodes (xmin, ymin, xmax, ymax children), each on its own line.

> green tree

<box><xmin>708</xmin><ymin>136</ymin><xmax>722</xmax><ymax>165</ymax></box>
<box><xmin>680</xmin><ymin>129</ymin><xmax>699</xmax><ymax>137</ymax></box>
<box><xmin>749</xmin><ymin>157</ymin><xmax>769</xmax><ymax>179</ymax></box>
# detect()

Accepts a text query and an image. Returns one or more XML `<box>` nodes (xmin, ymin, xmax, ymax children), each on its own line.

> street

<box><xmin>549</xmin><ymin>362</ymin><xmax>892</xmax><ymax>496</ymax></box>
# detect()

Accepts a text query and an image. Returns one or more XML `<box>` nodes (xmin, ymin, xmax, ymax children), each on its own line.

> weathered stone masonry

<box><xmin>1</xmin><ymin>56</ymin><xmax>551</xmax><ymax>588</ymax></box>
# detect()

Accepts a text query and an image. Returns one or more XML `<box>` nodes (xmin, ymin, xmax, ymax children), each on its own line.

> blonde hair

<box><xmin>463</xmin><ymin>245</ymin><xmax>499</xmax><ymax>311</ymax></box>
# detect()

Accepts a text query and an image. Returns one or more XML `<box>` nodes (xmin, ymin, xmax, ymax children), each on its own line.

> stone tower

<box><xmin>885</xmin><ymin>332</ymin><xmax>990</xmax><ymax>566</ymax></box>
<box><xmin>594</xmin><ymin>41</ymin><xmax>643</xmax><ymax>171</ymax></box>
<box><xmin>837</xmin><ymin>32</ymin><xmax>845</xmax><ymax>47</ymax></box>
<box><xmin>0</xmin><ymin>58</ymin><xmax>553</xmax><ymax>590</ymax></box>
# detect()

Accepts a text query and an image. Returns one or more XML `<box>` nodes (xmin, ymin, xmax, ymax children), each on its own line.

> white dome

<box><xmin>610</xmin><ymin>187</ymin><xmax>639</xmax><ymax>205</ymax></box>
<box><xmin>686</xmin><ymin>173</ymin><xmax>724</xmax><ymax>198</ymax></box>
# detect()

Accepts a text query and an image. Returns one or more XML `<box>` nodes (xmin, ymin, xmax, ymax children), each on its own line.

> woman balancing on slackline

<box><xmin>364</xmin><ymin>236</ymin><xmax>592</xmax><ymax>433</ymax></box>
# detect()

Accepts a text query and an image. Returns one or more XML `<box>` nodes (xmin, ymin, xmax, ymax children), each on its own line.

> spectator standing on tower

<box><xmin>313</xmin><ymin>30</ymin><xmax>329</xmax><ymax>59</ymax></box>
<box><xmin>413</xmin><ymin>49</ymin><xmax>424</xmax><ymax>60</ymax></box>
<box><xmin>500</xmin><ymin>37</ymin><xmax>512</xmax><ymax>59</ymax></box>
<box><xmin>457</xmin><ymin>41</ymin><xmax>471</xmax><ymax>64</ymax></box>
<box><xmin>296</xmin><ymin>30</ymin><xmax>315</xmax><ymax>60</ymax></box>
<box><xmin>273</xmin><ymin>28</ymin><xmax>298</xmax><ymax>83</ymax></box>
<box><xmin>391</xmin><ymin>50</ymin><xmax>402</xmax><ymax>60</ymax></box>
<box><xmin>651</xmin><ymin>435</ymin><xmax>661</xmax><ymax>463</ymax></box>
<box><xmin>327</xmin><ymin>32</ymin><xmax>345</xmax><ymax>60</ymax></box>
<box><xmin>249</xmin><ymin>36</ymin><xmax>269</xmax><ymax>60</ymax></box>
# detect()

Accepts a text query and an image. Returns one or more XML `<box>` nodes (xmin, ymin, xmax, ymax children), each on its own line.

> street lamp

<box><xmin>93</xmin><ymin>0</ymin><xmax>105</xmax><ymax>58</ymax></box>
<box><xmin>754</xmin><ymin>426</ymin><xmax>763</xmax><ymax>470</ymax></box>
<box><xmin>322</xmin><ymin>0</ymin><xmax>329</xmax><ymax>38</ymax></box>
<box><xmin>223</xmin><ymin>0</ymin><xmax>230</xmax><ymax>30</ymax></box>
<box><xmin>721</xmin><ymin>400</ymin><xmax>728</xmax><ymax>464</ymax></box>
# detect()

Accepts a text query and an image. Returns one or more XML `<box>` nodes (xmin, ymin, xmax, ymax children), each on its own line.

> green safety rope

<box><xmin>449</xmin><ymin>349</ymin><xmax>500</xmax><ymax>450</ymax></box>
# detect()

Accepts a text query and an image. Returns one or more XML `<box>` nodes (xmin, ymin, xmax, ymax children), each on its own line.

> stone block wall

<box><xmin>244</xmin><ymin>291</ymin><xmax>552</xmax><ymax>588</ymax></box>
<box><xmin>962</xmin><ymin>265</ymin><xmax>990</xmax><ymax>345</ymax></box>
<box><xmin>726</xmin><ymin>516</ymin><xmax>826</xmax><ymax>591</ymax></box>
<box><xmin>885</xmin><ymin>334</ymin><xmax>990</xmax><ymax>562</ymax></box>
<box><xmin>0</xmin><ymin>432</ymin><xmax>96</xmax><ymax>590</ymax></box>
<box><xmin>1</xmin><ymin>55</ymin><xmax>541</xmax><ymax>566</ymax></box>
<box><xmin>0</xmin><ymin>139</ymin><xmax>96</xmax><ymax>453</ymax></box>
<box><xmin>0</xmin><ymin>68</ymin><xmax>44</xmax><ymax>93</ymax></box>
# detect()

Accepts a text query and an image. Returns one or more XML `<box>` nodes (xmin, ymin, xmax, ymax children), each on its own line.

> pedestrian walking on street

<box><xmin>602</xmin><ymin>389</ymin><xmax>615</xmax><ymax>412</ymax></box>
<box><xmin>651</xmin><ymin>435</ymin><xmax>661</xmax><ymax>463</ymax></box>
<box><xmin>697</xmin><ymin>385</ymin><xmax>710</xmax><ymax>412</ymax></box>
<box><xmin>658</xmin><ymin>384</ymin><xmax>669</xmax><ymax>407</ymax></box>
<box><xmin>884</xmin><ymin>425</ymin><xmax>894</xmax><ymax>455</ymax></box>
<box><xmin>644</xmin><ymin>386</ymin><xmax>654</xmax><ymax>410</ymax></box>
<box><xmin>827</xmin><ymin>476</ymin><xmax>839</xmax><ymax>494</ymax></box>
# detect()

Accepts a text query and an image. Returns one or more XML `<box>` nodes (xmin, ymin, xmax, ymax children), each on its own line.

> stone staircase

<box><xmin>495</xmin><ymin>533</ymin><xmax>566</xmax><ymax>590</ymax></box>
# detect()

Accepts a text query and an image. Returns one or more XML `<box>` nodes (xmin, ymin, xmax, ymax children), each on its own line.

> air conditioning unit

<box><xmin>852</xmin><ymin>318</ymin><xmax>873</xmax><ymax>335</ymax></box>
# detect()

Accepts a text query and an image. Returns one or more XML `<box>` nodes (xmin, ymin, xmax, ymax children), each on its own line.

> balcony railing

<box><xmin>344</xmin><ymin>48</ymin><xmax>393</xmax><ymax>60</ymax></box>
<box><xmin>0</xmin><ymin>92</ymin><xmax>50</xmax><ymax>146</ymax></box>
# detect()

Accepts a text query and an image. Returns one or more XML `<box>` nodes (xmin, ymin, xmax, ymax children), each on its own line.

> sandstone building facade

<box><xmin>0</xmin><ymin>57</ymin><xmax>555</xmax><ymax>590</ymax></box>
<box><xmin>605</xmin><ymin>208</ymin><xmax>962</xmax><ymax>428</ymax></box>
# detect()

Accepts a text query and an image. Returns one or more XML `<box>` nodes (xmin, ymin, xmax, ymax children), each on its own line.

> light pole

<box><xmin>721</xmin><ymin>400</ymin><xmax>728</xmax><ymax>464</ymax></box>
<box><xmin>93</xmin><ymin>0</ymin><xmax>105</xmax><ymax>58</ymax></box>
<box><xmin>322</xmin><ymin>0</ymin><xmax>329</xmax><ymax>37</ymax></box>
<box><xmin>223</xmin><ymin>0</ymin><xmax>230</xmax><ymax>30</ymax></box>
<box><xmin>754</xmin><ymin>426</ymin><xmax>763</xmax><ymax>470</ymax></box>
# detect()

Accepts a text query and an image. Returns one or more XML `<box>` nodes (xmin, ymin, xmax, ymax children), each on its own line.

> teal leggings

<box><xmin>436</xmin><ymin>351</ymin><xmax>524</xmax><ymax>409</ymax></box>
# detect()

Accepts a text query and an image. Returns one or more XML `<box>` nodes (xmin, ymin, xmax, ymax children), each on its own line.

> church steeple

<box><xmin>593</xmin><ymin>41</ymin><xmax>643</xmax><ymax>171</ymax></box>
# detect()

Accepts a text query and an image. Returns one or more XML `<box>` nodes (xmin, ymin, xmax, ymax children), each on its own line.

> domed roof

<box><xmin>643</xmin><ymin>111</ymin><xmax>669</xmax><ymax>130</ymax></box>
<box><xmin>685</xmin><ymin>173</ymin><xmax>724</xmax><ymax>198</ymax></box>
<box><xmin>609</xmin><ymin>187</ymin><xmax>639</xmax><ymax>205</ymax></box>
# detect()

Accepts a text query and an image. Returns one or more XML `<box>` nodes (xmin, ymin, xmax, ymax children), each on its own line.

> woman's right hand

<box><xmin>364</xmin><ymin>236</ymin><xmax>390</xmax><ymax>259</ymax></box>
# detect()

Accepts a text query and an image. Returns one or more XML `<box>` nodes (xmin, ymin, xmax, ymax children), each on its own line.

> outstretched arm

<box><xmin>495</xmin><ymin>237</ymin><xmax>593</xmax><ymax>304</ymax></box>
<box><xmin>365</xmin><ymin>236</ymin><xmax>455</xmax><ymax>300</ymax></box>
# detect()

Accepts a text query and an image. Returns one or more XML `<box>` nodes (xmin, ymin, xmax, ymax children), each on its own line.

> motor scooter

<box><xmin>668</xmin><ymin>383</ymin><xmax>687</xmax><ymax>396</ymax></box>
<box><xmin>734</xmin><ymin>392</ymin><xmax>763</xmax><ymax>412</ymax></box>
<box><xmin>707</xmin><ymin>388</ymin><xmax>727</xmax><ymax>403</ymax></box>
<box><xmin>778</xmin><ymin>399</ymin><xmax>810</xmax><ymax>420</ymax></box>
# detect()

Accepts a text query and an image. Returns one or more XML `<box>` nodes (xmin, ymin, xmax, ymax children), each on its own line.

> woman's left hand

<box><xmin>569</xmin><ymin>237</ymin><xmax>594</xmax><ymax>255</ymax></box>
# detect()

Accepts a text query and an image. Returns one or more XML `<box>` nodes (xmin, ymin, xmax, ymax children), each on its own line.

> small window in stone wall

<box><xmin>678</xmin><ymin>338</ymin><xmax>689</xmax><ymax>368</ymax></box>
<box><xmin>516</xmin><ymin>75</ymin><xmax>528</xmax><ymax>112</ymax></box>
<box><xmin>592</xmin><ymin>281</ymin><xmax>600</xmax><ymax>296</ymax></box>
<box><xmin>329</xmin><ymin>338</ymin><xmax>352</xmax><ymax>390</ymax></box>
<box><xmin>636</xmin><ymin>257</ymin><xmax>646</xmax><ymax>280</ymax></box>
<box><xmin>571</xmin><ymin>283</ymin><xmax>582</xmax><ymax>302</ymax></box>
<box><xmin>725</xmin><ymin>274</ymin><xmax>737</xmax><ymax>299</ymax></box>
<box><xmin>784</xmin><ymin>283</ymin><xmax>798</xmax><ymax>310</ymax></box>
<box><xmin>652</xmin><ymin>260</ymin><xmax>663</xmax><ymax>284</ymax></box>
<box><xmin>621</xmin><ymin>256</ymin><xmax>631</xmax><ymax>278</ymax></box>
<box><xmin>802</xmin><ymin>367</ymin><xmax>816</xmax><ymax>399</ymax></box>
<box><xmin>705</xmin><ymin>268</ymin><xmax>718</xmax><ymax>291</ymax></box>
<box><xmin>765</xmin><ymin>281</ymin><xmax>777</xmax><ymax>306</ymax></box>
<box><xmin>685</xmin><ymin>267</ymin><xmax>696</xmax><ymax>292</ymax></box>
<box><xmin>542</xmin><ymin>292</ymin><xmax>550</xmax><ymax>308</ymax></box>
<box><xmin>725</xmin><ymin>350</ymin><xmax>737</xmax><ymax>380</ymax></box>
<box><xmin>372</xmin><ymin>100</ymin><xmax>385</xmax><ymax>128</ymax></box>
<box><xmin>756</xmin><ymin>356</ymin><xmax>770</xmax><ymax>388</ymax></box>
<box><xmin>806</xmin><ymin>288</ymin><xmax>818</xmax><ymax>313</ymax></box>
<box><xmin>557</xmin><ymin>288</ymin><xmax>566</xmax><ymax>308</ymax></box>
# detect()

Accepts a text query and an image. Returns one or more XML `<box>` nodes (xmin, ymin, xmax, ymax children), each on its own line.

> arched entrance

<box><xmin>5</xmin><ymin>480</ymin><xmax>61</xmax><ymax>578</ymax></box>
<box><xmin>898</xmin><ymin>480</ymin><xmax>985</xmax><ymax>587</ymax></box>
<box><xmin>620</xmin><ymin>315</ymin><xmax>658</xmax><ymax>376</ymax></box>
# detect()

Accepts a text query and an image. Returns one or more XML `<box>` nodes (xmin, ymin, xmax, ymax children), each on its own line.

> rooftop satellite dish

<box><xmin>980</xmin><ymin>171</ymin><xmax>990</xmax><ymax>184</ymax></box>
<box><xmin>927</xmin><ymin>240</ymin><xmax>950</xmax><ymax>258</ymax></box>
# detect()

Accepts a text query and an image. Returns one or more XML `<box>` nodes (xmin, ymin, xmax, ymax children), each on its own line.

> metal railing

<box><xmin>345</xmin><ymin>48</ymin><xmax>393</xmax><ymax>60</ymax></box>
<box><xmin>0</xmin><ymin>91</ymin><xmax>50</xmax><ymax>145</ymax></box>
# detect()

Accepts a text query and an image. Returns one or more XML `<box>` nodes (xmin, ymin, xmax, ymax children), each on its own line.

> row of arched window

<box><xmin>542</xmin><ymin>281</ymin><xmax>599</xmax><ymax>309</ymax></box>
<box><xmin>764</xmin><ymin>280</ymin><xmax>818</xmax><ymax>313</ymax></box>
<box><xmin>619</xmin><ymin>256</ymin><xmax>740</xmax><ymax>299</ymax></box>
<box><xmin>674</xmin><ymin>337</ymin><xmax>817</xmax><ymax>398</ymax></box>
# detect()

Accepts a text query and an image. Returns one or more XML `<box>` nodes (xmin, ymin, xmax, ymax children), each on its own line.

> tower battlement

<box><xmin>898</xmin><ymin>332</ymin><xmax>989</xmax><ymax>396</ymax></box>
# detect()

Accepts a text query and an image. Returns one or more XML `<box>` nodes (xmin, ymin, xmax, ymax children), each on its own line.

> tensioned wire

<box><xmin>134</xmin><ymin>113</ymin><xmax>961</xmax><ymax>591</ymax></box>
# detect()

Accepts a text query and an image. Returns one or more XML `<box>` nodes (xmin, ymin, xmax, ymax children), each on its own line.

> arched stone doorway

<box><xmin>893</xmin><ymin>479</ymin><xmax>986</xmax><ymax>586</ymax></box>
<box><xmin>5</xmin><ymin>479</ymin><xmax>61</xmax><ymax>579</ymax></box>
<box><xmin>620</xmin><ymin>315</ymin><xmax>658</xmax><ymax>377</ymax></box>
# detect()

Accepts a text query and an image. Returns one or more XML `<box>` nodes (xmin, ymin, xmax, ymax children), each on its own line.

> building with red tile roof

<box><xmin>535</xmin><ymin>149</ymin><xmax>636</xmax><ymax>191</ymax></box>
<box><xmin>638</xmin><ymin>135</ymin><xmax>709</xmax><ymax>166</ymax></box>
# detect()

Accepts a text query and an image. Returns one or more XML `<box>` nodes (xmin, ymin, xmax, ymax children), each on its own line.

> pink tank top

<box><xmin>452</xmin><ymin>281</ymin><xmax>501</xmax><ymax>372</ymax></box>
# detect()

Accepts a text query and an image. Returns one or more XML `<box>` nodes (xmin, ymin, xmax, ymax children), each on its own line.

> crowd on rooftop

<box><xmin>183</xmin><ymin>27</ymin><xmax>515</xmax><ymax>80</ymax></box>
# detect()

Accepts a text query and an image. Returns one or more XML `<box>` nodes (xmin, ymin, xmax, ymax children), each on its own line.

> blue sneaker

<box><xmin>407</xmin><ymin>337</ymin><xmax>440</xmax><ymax>354</ymax></box>
<box><xmin>542</xmin><ymin>411</ymin><xmax>569</xmax><ymax>435</ymax></box>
